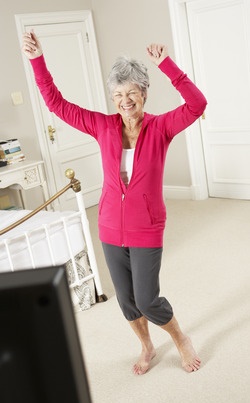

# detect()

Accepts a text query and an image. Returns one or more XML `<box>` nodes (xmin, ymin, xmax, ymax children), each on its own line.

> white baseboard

<box><xmin>163</xmin><ymin>185</ymin><xmax>208</xmax><ymax>200</ymax></box>
<box><xmin>164</xmin><ymin>185</ymin><xmax>192</xmax><ymax>200</ymax></box>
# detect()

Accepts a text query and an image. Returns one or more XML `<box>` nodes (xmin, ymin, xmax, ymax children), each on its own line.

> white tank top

<box><xmin>120</xmin><ymin>148</ymin><xmax>135</xmax><ymax>187</ymax></box>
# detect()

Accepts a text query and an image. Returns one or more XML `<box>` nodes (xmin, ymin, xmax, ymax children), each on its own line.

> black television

<box><xmin>0</xmin><ymin>266</ymin><xmax>92</xmax><ymax>403</ymax></box>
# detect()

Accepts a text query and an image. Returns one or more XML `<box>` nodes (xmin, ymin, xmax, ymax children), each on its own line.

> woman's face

<box><xmin>112</xmin><ymin>82</ymin><xmax>145</xmax><ymax>120</ymax></box>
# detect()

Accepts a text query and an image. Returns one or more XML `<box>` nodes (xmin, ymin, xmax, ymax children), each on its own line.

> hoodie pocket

<box><xmin>99</xmin><ymin>191</ymin><xmax>107</xmax><ymax>216</ymax></box>
<box><xmin>143</xmin><ymin>194</ymin><xmax>154</xmax><ymax>225</ymax></box>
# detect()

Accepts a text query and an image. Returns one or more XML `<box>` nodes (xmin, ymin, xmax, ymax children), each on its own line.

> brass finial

<box><xmin>65</xmin><ymin>168</ymin><xmax>81</xmax><ymax>193</ymax></box>
<box><xmin>65</xmin><ymin>168</ymin><xmax>75</xmax><ymax>180</ymax></box>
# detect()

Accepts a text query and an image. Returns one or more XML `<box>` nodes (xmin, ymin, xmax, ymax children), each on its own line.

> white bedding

<box><xmin>0</xmin><ymin>209</ymin><xmax>85</xmax><ymax>272</ymax></box>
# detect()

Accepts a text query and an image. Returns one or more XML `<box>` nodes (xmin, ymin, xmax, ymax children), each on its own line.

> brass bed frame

<box><xmin>0</xmin><ymin>168</ymin><xmax>107</xmax><ymax>304</ymax></box>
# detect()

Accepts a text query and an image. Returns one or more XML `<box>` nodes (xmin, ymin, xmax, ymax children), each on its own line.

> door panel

<box><xmin>16</xmin><ymin>11</ymin><xmax>107</xmax><ymax>210</ymax></box>
<box><xmin>186</xmin><ymin>0</ymin><xmax>250</xmax><ymax>199</ymax></box>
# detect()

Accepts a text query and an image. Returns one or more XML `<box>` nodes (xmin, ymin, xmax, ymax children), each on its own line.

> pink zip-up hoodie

<box><xmin>30</xmin><ymin>55</ymin><xmax>207</xmax><ymax>247</ymax></box>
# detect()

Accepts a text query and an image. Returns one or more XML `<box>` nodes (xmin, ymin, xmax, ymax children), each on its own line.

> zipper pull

<box><xmin>122</xmin><ymin>194</ymin><xmax>125</xmax><ymax>201</ymax></box>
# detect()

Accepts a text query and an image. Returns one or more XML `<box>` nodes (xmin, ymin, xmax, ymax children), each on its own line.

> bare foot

<box><xmin>176</xmin><ymin>336</ymin><xmax>201</xmax><ymax>372</ymax></box>
<box><xmin>133</xmin><ymin>348</ymin><xmax>156</xmax><ymax>375</ymax></box>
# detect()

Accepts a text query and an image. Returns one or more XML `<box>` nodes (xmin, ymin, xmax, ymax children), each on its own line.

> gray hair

<box><xmin>107</xmin><ymin>55</ymin><xmax>150</xmax><ymax>100</ymax></box>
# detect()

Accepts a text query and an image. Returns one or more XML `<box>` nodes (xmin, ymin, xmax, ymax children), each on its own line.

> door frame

<box><xmin>15</xmin><ymin>10</ymin><xmax>107</xmax><ymax>204</ymax></box>
<box><xmin>168</xmin><ymin>0</ymin><xmax>209</xmax><ymax>200</ymax></box>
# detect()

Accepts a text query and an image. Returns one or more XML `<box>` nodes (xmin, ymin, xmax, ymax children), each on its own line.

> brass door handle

<box><xmin>48</xmin><ymin>125</ymin><xmax>56</xmax><ymax>143</ymax></box>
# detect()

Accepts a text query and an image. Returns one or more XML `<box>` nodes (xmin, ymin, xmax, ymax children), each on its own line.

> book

<box><xmin>0</xmin><ymin>139</ymin><xmax>25</xmax><ymax>164</ymax></box>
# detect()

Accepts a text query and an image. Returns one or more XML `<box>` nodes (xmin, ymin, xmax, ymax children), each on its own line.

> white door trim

<box><xmin>168</xmin><ymin>0</ymin><xmax>209</xmax><ymax>200</ymax></box>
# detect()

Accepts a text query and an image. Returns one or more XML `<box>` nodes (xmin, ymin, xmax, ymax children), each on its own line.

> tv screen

<box><xmin>0</xmin><ymin>266</ymin><xmax>92</xmax><ymax>403</ymax></box>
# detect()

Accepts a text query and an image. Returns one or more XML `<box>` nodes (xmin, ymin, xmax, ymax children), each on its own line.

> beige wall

<box><xmin>0</xmin><ymin>0</ymin><xmax>191</xmax><ymax>208</ymax></box>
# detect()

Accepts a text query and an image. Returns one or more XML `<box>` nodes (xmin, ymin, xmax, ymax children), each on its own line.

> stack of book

<box><xmin>0</xmin><ymin>139</ymin><xmax>25</xmax><ymax>165</ymax></box>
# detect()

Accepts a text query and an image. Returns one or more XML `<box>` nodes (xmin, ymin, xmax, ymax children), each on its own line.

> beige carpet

<box><xmin>76</xmin><ymin>198</ymin><xmax>250</xmax><ymax>403</ymax></box>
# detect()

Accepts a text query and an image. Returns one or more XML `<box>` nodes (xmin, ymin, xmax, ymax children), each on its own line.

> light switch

<box><xmin>11</xmin><ymin>91</ymin><xmax>24</xmax><ymax>106</ymax></box>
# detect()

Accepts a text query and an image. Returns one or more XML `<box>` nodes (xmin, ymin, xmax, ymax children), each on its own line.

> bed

<box><xmin>0</xmin><ymin>168</ymin><xmax>107</xmax><ymax>311</ymax></box>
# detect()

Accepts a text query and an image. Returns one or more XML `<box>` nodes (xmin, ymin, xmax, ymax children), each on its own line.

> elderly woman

<box><xmin>22</xmin><ymin>32</ymin><xmax>207</xmax><ymax>375</ymax></box>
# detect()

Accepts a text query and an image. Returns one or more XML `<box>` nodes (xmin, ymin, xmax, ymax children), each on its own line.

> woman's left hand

<box><xmin>146</xmin><ymin>43</ymin><xmax>168</xmax><ymax>66</ymax></box>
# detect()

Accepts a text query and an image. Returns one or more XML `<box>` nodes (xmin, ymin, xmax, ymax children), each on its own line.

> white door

<box><xmin>16</xmin><ymin>11</ymin><xmax>107</xmax><ymax>210</ymax></box>
<box><xmin>169</xmin><ymin>0</ymin><xmax>250</xmax><ymax>200</ymax></box>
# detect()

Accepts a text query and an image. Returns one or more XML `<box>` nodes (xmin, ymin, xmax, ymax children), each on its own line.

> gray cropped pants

<box><xmin>102</xmin><ymin>243</ymin><xmax>173</xmax><ymax>326</ymax></box>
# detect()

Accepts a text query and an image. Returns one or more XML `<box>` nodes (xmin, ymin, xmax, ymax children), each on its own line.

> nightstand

<box><xmin>0</xmin><ymin>160</ymin><xmax>49</xmax><ymax>209</ymax></box>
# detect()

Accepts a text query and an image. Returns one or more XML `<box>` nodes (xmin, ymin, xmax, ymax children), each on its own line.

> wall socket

<box><xmin>11</xmin><ymin>91</ymin><xmax>24</xmax><ymax>106</ymax></box>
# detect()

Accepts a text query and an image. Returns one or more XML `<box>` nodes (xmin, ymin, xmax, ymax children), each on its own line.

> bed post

<box><xmin>65</xmin><ymin>169</ymin><xmax>107</xmax><ymax>303</ymax></box>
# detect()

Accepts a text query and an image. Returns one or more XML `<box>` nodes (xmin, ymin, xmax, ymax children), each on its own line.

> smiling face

<box><xmin>112</xmin><ymin>82</ymin><xmax>146</xmax><ymax>121</ymax></box>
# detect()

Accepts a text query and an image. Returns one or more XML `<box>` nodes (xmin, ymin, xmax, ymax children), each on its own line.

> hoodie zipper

<box><xmin>121</xmin><ymin>192</ymin><xmax>125</xmax><ymax>246</ymax></box>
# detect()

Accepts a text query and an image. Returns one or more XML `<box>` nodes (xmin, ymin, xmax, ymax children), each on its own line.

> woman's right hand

<box><xmin>22</xmin><ymin>30</ymin><xmax>43</xmax><ymax>59</ymax></box>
